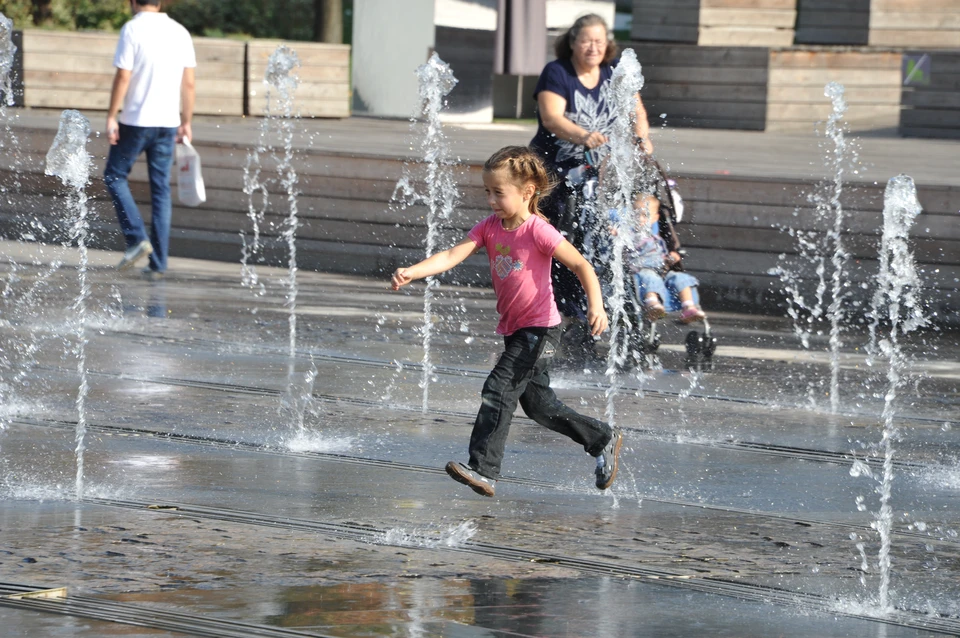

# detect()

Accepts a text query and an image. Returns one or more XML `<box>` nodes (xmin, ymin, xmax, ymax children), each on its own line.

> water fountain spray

<box><xmin>0</xmin><ymin>12</ymin><xmax>19</xmax><ymax>435</ymax></box>
<box><xmin>394</xmin><ymin>52</ymin><xmax>458</xmax><ymax>413</ymax></box>
<box><xmin>44</xmin><ymin>110</ymin><xmax>92</xmax><ymax>500</ymax></box>
<box><xmin>773</xmin><ymin>82</ymin><xmax>855</xmax><ymax>411</ymax></box>
<box><xmin>824</xmin><ymin>82</ymin><xmax>851</xmax><ymax>414</ymax></box>
<box><xmin>264</xmin><ymin>45</ymin><xmax>302</xmax><ymax>361</ymax></box>
<box><xmin>867</xmin><ymin>175</ymin><xmax>927</xmax><ymax>611</ymax></box>
<box><xmin>600</xmin><ymin>48</ymin><xmax>645</xmax><ymax>426</ymax></box>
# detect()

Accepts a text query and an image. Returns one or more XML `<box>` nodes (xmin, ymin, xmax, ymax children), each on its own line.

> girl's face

<box><xmin>572</xmin><ymin>24</ymin><xmax>608</xmax><ymax>69</ymax></box>
<box><xmin>483</xmin><ymin>170</ymin><xmax>534</xmax><ymax>227</ymax></box>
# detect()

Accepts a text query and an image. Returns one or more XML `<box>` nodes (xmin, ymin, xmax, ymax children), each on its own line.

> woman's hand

<box><xmin>582</xmin><ymin>130</ymin><xmax>608</xmax><ymax>149</ymax></box>
<box><xmin>391</xmin><ymin>268</ymin><xmax>413</xmax><ymax>290</ymax></box>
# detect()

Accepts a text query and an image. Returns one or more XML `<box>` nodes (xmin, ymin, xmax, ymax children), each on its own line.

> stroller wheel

<box><xmin>702</xmin><ymin>334</ymin><xmax>718</xmax><ymax>358</ymax></box>
<box><xmin>649</xmin><ymin>332</ymin><xmax>661</xmax><ymax>353</ymax></box>
<box><xmin>685</xmin><ymin>330</ymin><xmax>702</xmax><ymax>356</ymax></box>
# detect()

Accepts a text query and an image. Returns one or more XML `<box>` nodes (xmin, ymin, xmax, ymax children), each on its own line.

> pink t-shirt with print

<box><xmin>468</xmin><ymin>214</ymin><xmax>564</xmax><ymax>336</ymax></box>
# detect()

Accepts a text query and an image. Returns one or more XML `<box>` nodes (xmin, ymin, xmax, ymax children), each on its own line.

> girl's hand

<box><xmin>587</xmin><ymin>306</ymin><xmax>609</xmax><ymax>336</ymax></box>
<box><xmin>391</xmin><ymin>268</ymin><xmax>413</xmax><ymax>290</ymax></box>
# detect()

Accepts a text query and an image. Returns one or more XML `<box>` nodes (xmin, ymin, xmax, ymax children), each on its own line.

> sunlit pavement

<box><xmin>1</xmin><ymin>240</ymin><xmax>959</xmax><ymax>637</ymax></box>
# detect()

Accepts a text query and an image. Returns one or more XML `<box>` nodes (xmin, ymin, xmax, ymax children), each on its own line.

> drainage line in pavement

<box><xmin>58</xmin><ymin>366</ymin><xmax>932</xmax><ymax>472</ymax></box>
<box><xmin>106</xmin><ymin>329</ymin><xmax>950</xmax><ymax>426</ymax></box>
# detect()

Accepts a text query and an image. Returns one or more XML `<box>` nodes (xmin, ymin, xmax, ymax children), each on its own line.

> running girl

<box><xmin>391</xmin><ymin>146</ymin><xmax>623</xmax><ymax>497</ymax></box>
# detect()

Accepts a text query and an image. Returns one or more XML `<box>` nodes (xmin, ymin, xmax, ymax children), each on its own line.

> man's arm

<box><xmin>106</xmin><ymin>68</ymin><xmax>132</xmax><ymax>146</ymax></box>
<box><xmin>178</xmin><ymin>67</ymin><xmax>195</xmax><ymax>143</ymax></box>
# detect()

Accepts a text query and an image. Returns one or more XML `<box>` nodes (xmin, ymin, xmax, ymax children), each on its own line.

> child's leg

<box><xmin>634</xmin><ymin>270</ymin><xmax>668</xmax><ymax>319</ymax></box>
<box><xmin>468</xmin><ymin>327</ymin><xmax>554</xmax><ymax>480</ymax></box>
<box><xmin>665</xmin><ymin>272</ymin><xmax>706</xmax><ymax>322</ymax></box>
<box><xmin>517</xmin><ymin>328</ymin><xmax>612</xmax><ymax>455</ymax></box>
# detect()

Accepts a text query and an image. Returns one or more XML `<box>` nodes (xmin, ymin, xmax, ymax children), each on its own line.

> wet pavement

<box><xmin>1</xmin><ymin>240</ymin><xmax>959</xmax><ymax>637</ymax></box>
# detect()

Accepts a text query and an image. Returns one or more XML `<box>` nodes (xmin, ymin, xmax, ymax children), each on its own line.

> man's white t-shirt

<box><xmin>114</xmin><ymin>12</ymin><xmax>197</xmax><ymax>128</ymax></box>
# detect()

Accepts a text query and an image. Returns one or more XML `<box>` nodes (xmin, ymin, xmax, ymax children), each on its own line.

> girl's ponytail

<box><xmin>483</xmin><ymin>146</ymin><xmax>556</xmax><ymax>220</ymax></box>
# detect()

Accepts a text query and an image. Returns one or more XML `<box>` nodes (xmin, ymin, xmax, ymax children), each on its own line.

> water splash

<box><xmin>377</xmin><ymin>520</ymin><xmax>478</xmax><ymax>548</ymax></box>
<box><xmin>599</xmin><ymin>48</ymin><xmax>645</xmax><ymax>426</ymax></box>
<box><xmin>866</xmin><ymin>175</ymin><xmax>927</xmax><ymax>612</ymax></box>
<box><xmin>280</xmin><ymin>357</ymin><xmax>317</xmax><ymax>440</ymax></box>
<box><xmin>44</xmin><ymin>110</ymin><xmax>92</xmax><ymax>501</ymax></box>
<box><xmin>396</xmin><ymin>52</ymin><xmax>458</xmax><ymax>413</ymax></box>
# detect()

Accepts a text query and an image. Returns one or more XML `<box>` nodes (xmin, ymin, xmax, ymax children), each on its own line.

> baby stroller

<box><xmin>575</xmin><ymin>153</ymin><xmax>717</xmax><ymax>370</ymax></box>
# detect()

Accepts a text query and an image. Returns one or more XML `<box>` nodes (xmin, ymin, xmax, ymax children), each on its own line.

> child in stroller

<box><xmin>607</xmin><ymin>156</ymin><xmax>715</xmax><ymax>366</ymax></box>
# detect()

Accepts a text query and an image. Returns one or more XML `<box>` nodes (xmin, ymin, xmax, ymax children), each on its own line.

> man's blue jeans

<box><xmin>104</xmin><ymin>123</ymin><xmax>177</xmax><ymax>273</ymax></box>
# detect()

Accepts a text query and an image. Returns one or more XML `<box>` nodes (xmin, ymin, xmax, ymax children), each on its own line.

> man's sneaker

<box><xmin>595</xmin><ymin>428</ymin><xmax>623</xmax><ymax>490</ymax></box>
<box><xmin>141</xmin><ymin>267</ymin><xmax>164</xmax><ymax>282</ymax></box>
<box><xmin>446</xmin><ymin>461</ymin><xmax>496</xmax><ymax>497</ymax></box>
<box><xmin>678</xmin><ymin>306</ymin><xmax>706</xmax><ymax>324</ymax></box>
<box><xmin>118</xmin><ymin>240</ymin><xmax>152</xmax><ymax>270</ymax></box>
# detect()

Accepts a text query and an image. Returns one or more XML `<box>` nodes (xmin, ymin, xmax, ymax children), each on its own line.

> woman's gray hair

<box><xmin>554</xmin><ymin>13</ymin><xmax>619</xmax><ymax>64</ymax></box>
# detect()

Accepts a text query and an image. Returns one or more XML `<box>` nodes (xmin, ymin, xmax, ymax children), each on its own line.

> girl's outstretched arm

<box><xmin>391</xmin><ymin>239</ymin><xmax>479</xmax><ymax>290</ymax></box>
<box><xmin>552</xmin><ymin>240</ymin><xmax>609</xmax><ymax>335</ymax></box>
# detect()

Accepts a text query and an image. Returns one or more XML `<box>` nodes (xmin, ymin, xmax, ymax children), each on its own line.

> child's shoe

<box><xmin>595</xmin><ymin>428</ymin><xmax>623</xmax><ymax>490</ymax></box>
<box><xmin>446</xmin><ymin>461</ymin><xmax>496</xmax><ymax>497</ymax></box>
<box><xmin>644</xmin><ymin>297</ymin><xmax>666</xmax><ymax>321</ymax></box>
<box><xmin>678</xmin><ymin>306</ymin><xmax>706</xmax><ymax>324</ymax></box>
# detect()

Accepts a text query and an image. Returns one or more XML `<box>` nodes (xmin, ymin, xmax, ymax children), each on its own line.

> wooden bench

<box><xmin>1</xmin><ymin>123</ymin><xmax>956</xmax><ymax>320</ymax></box>
<box><xmin>626</xmin><ymin>42</ymin><xmax>903</xmax><ymax>132</ymax></box>
<box><xmin>767</xmin><ymin>48</ymin><xmax>902</xmax><ymax>132</ymax></box>
<box><xmin>22</xmin><ymin>31</ymin><xmax>246</xmax><ymax>116</ymax></box>
<box><xmin>794</xmin><ymin>0</ymin><xmax>871</xmax><ymax>45</ymax></box>
<box><xmin>246</xmin><ymin>40</ymin><xmax>350</xmax><ymax>118</ymax></box>
<box><xmin>869</xmin><ymin>0</ymin><xmax>960</xmax><ymax>48</ymax></box>
<box><xmin>632</xmin><ymin>0</ymin><xmax>797</xmax><ymax>47</ymax></box>
<box><xmin>626</xmin><ymin>43</ymin><xmax>770</xmax><ymax>130</ymax></box>
<box><xmin>18</xmin><ymin>31</ymin><xmax>350</xmax><ymax>119</ymax></box>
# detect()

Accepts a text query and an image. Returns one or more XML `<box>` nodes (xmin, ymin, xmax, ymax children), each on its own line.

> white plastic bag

<box><xmin>176</xmin><ymin>139</ymin><xmax>206</xmax><ymax>207</ymax></box>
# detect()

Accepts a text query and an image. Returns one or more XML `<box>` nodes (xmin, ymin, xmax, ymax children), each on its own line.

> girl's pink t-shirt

<box><xmin>468</xmin><ymin>214</ymin><xmax>564</xmax><ymax>335</ymax></box>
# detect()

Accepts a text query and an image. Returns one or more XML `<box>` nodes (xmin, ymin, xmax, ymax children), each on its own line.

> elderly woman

<box><xmin>530</xmin><ymin>13</ymin><xmax>653</xmax><ymax>326</ymax></box>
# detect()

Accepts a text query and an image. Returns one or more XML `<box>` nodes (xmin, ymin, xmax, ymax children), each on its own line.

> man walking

<box><xmin>105</xmin><ymin>0</ymin><xmax>196</xmax><ymax>281</ymax></box>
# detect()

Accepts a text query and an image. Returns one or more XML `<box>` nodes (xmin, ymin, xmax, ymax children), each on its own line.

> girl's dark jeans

<box><xmin>468</xmin><ymin>326</ymin><xmax>613</xmax><ymax>479</ymax></box>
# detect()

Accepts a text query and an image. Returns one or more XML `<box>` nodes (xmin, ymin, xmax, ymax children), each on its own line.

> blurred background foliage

<box><xmin>0</xmin><ymin>0</ymin><xmax>352</xmax><ymax>42</ymax></box>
